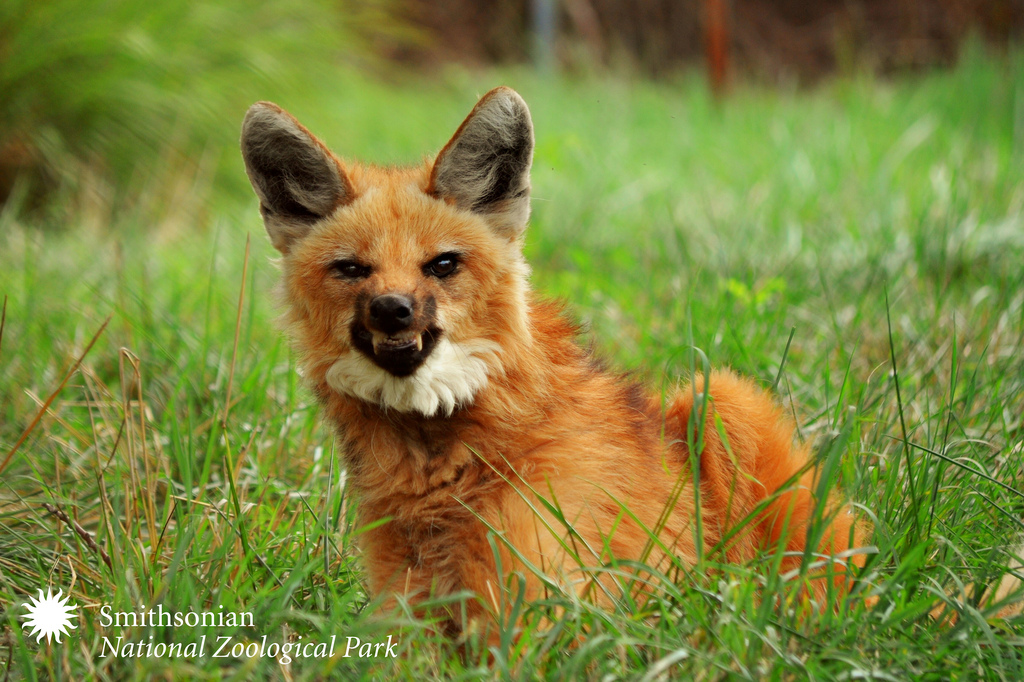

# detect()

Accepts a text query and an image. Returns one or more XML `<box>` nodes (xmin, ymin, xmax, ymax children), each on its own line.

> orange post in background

<box><xmin>705</xmin><ymin>0</ymin><xmax>730</xmax><ymax>96</ymax></box>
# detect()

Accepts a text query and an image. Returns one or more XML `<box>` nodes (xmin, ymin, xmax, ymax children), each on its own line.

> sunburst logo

<box><xmin>22</xmin><ymin>588</ymin><xmax>78</xmax><ymax>644</ymax></box>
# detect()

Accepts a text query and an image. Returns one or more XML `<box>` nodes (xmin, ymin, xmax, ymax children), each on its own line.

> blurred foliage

<box><xmin>402</xmin><ymin>0</ymin><xmax>1024</xmax><ymax>79</ymax></box>
<box><xmin>0</xmin><ymin>0</ymin><xmax>415</xmax><ymax>219</ymax></box>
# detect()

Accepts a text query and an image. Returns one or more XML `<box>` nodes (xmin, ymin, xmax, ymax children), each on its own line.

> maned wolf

<box><xmin>240</xmin><ymin>87</ymin><xmax>863</xmax><ymax>637</ymax></box>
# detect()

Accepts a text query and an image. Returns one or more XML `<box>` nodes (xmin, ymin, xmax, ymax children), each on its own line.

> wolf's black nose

<box><xmin>369</xmin><ymin>294</ymin><xmax>415</xmax><ymax>334</ymax></box>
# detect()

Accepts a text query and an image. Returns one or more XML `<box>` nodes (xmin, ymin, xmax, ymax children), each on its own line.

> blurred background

<box><xmin>401</xmin><ymin>0</ymin><xmax>1023</xmax><ymax>76</ymax></box>
<box><xmin>2</xmin><ymin>0</ymin><xmax>1022</xmax><ymax>223</ymax></box>
<box><xmin>3</xmin><ymin>6</ymin><xmax>1024</xmax><ymax>677</ymax></box>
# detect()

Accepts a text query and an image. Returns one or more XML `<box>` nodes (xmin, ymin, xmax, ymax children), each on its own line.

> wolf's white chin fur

<box><xmin>325</xmin><ymin>338</ymin><xmax>501</xmax><ymax>416</ymax></box>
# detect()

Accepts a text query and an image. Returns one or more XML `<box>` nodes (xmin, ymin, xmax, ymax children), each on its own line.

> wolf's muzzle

<box><xmin>351</xmin><ymin>294</ymin><xmax>439</xmax><ymax>377</ymax></box>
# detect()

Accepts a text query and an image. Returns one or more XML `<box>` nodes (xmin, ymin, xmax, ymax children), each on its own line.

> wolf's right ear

<box><xmin>241</xmin><ymin>102</ymin><xmax>350</xmax><ymax>253</ymax></box>
<box><xmin>429</xmin><ymin>87</ymin><xmax>534</xmax><ymax>240</ymax></box>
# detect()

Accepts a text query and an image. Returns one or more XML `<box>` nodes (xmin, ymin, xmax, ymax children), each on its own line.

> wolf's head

<box><xmin>241</xmin><ymin>88</ymin><xmax>535</xmax><ymax>417</ymax></box>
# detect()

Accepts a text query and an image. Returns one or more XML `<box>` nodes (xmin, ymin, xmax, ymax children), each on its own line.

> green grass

<box><xmin>0</xmin><ymin>0</ymin><xmax>410</xmax><ymax>215</ymax></box>
<box><xmin>2</xmin><ymin>50</ymin><xmax>1024</xmax><ymax>679</ymax></box>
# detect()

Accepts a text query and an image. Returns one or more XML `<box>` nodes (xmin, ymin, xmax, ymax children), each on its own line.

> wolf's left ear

<box><xmin>429</xmin><ymin>87</ymin><xmax>534</xmax><ymax>239</ymax></box>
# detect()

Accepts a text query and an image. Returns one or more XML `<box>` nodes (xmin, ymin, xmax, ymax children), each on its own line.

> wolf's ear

<box><xmin>241</xmin><ymin>102</ymin><xmax>350</xmax><ymax>253</ymax></box>
<box><xmin>429</xmin><ymin>87</ymin><xmax>534</xmax><ymax>239</ymax></box>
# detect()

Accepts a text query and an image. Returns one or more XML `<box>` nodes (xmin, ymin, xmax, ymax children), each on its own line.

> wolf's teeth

<box><xmin>370</xmin><ymin>330</ymin><xmax>422</xmax><ymax>354</ymax></box>
<box><xmin>371</xmin><ymin>331</ymin><xmax>387</xmax><ymax>355</ymax></box>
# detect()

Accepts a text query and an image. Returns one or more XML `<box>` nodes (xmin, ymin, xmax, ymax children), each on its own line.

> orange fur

<box><xmin>241</xmin><ymin>88</ymin><xmax>866</xmax><ymax>638</ymax></box>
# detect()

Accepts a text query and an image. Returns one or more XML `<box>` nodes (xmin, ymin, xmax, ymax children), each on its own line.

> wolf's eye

<box><xmin>424</xmin><ymin>252</ymin><xmax>460</xmax><ymax>279</ymax></box>
<box><xmin>330</xmin><ymin>260</ymin><xmax>371</xmax><ymax>279</ymax></box>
